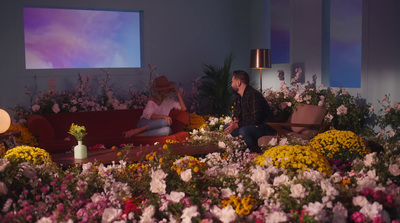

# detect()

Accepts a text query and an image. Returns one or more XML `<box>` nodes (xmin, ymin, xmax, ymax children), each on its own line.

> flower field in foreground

<box><xmin>1</xmin><ymin>134</ymin><xmax>400</xmax><ymax>223</ymax></box>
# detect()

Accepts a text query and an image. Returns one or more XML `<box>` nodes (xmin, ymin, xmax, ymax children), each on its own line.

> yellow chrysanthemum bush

<box><xmin>308</xmin><ymin>130</ymin><xmax>370</xmax><ymax>163</ymax></box>
<box><xmin>185</xmin><ymin>113</ymin><xmax>207</xmax><ymax>131</ymax></box>
<box><xmin>8</xmin><ymin>124</ymin><xmax>39</xmax><ymax>147</ymax></box>
<box><xmin>4</xmin><ymin>145</ymin><xmax>51</xmax><ymax>165</ymax></box>
<box><xmin>254</xmin><ymin>145</ymin><xmax>332</xmax><ymax>176</ymax></box>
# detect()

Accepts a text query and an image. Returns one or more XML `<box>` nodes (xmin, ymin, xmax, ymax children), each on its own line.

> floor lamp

<box><xmin>250</xmin><ymin>49</ymin><xmax>271</xmax><ymax>92</ymax></box>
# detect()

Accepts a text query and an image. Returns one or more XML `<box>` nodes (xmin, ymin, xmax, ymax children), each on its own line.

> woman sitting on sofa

<box><xmin>124</xmin><ymin>75</ymin><xmax>187</xmax><ymax>137</ymax></box>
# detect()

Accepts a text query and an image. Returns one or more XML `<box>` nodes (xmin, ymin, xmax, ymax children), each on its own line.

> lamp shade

<box><xmin>0</xmin><ymin>109</ymin><xmax>11</xmax><ymax>134</ymax></box>
<box><xmin>250</xmin><ymin>49</ymin><xmax>271</xmax><ymax>69</ymax></box>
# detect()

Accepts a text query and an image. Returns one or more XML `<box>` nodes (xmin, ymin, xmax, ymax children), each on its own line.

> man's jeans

<box><xmin>225</xmin><ymin>125</ymin><xmax>267</xmax><ymax>152</ymax></box>
<box><xmin>137</xmin><ymin>118</ymin><xmax>172</xmax><ymax>136</ymax></box>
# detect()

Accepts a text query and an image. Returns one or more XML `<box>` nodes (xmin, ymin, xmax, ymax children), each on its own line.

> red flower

<box><xmin>89</xmin><ymin>144</ymin><xmax>106</xmax><ymax>151</ymax></box>
<box><xmin>121</xmin><ymin>199</ymin><xmax>142</xmax><ymax>219</ymax></box>
<box><xmin>351</xmin><ymin>211</ymin><xmax>366</xmax><ymax>223</ymax></box>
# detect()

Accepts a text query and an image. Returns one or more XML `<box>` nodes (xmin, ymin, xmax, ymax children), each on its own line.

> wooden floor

<box><xmin>51</xmin><ymin>142</ymin><xmax>222</xmax><ymax>168</ymax></box>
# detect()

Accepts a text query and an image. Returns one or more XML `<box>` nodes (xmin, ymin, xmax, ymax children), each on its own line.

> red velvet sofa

<box><xmin>27</xmin><ymin>109</ymin><xmax>190</xmax><ymax>154</ymax></box>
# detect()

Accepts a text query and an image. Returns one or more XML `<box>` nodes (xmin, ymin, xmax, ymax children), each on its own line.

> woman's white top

<box><xmin>141</xmin><ymin>97</ymin><xmax>181</xmax><ymax>119</ymax></box>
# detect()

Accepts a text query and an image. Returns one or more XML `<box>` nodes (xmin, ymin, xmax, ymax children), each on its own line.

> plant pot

<box><xmin>74</xmin><ymin>140</ymin><xmax>87</xmax><ymax>159</ymax></box>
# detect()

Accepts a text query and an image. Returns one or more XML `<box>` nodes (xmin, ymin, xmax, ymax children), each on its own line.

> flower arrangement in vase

<box><xmin>68</xmin><ymin>123</ymin><xmax>87</xmax><ymax>159</ymax></box>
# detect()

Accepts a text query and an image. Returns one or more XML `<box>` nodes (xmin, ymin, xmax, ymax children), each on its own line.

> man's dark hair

<box><xmin>233</xmin><ymin>70</ymin><xmax>249</xmax><ymax>85</ymax></box>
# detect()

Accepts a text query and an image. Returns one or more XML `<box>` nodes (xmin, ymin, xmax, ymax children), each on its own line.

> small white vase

<box><xmin>74</xmin><ymin>140</ymin><xmax>87</xmax><ymax>159</ymax></box>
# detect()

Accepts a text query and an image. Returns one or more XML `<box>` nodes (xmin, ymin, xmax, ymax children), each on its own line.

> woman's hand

<box><xmin>164</xmin><ymin>116</ymin><xmax>172</xmax><ymax>125</ymax></box>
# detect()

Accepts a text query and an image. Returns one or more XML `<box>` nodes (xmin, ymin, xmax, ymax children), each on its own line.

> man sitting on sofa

<box><xmin>224</xmin><ymin>70</ymin><xmax>276</xmax><ymax>153</ymax></box>
<box><xmin>124</xmin><ymin>75</ymin><xmax>187</xmax><ymax>137</ymax></box>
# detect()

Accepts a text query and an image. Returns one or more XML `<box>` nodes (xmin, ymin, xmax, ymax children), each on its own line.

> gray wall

<box><xmin>261</xmin><ymin>0</ymin><xmax>400</xmax><ymax>112</ymax></box>
<box><xmin>0</xmin><ymin>0</ymin><xmax>256</xmax><ymax>113</ymax></box>
<box><xmin>1</xmin><ymin>0</ymin><xmax>400</xmax><ymax>117</ymax></box>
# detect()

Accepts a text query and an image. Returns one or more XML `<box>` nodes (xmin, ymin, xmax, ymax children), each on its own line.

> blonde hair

<box><xmin>152</xmin><ymin>88</ymin><xmax>171</xmax><ymax>102</ymax></box>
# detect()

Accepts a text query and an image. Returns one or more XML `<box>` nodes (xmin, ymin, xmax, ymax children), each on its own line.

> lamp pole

<box><xmin>259</xmin><ymin>68</ymin><xmax>263</xmax><ymax>92</ymax></box>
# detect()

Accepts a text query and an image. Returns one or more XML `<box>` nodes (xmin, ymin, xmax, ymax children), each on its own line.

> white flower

<box><xmin>278</xmin><ymin>138</ymin><xmax>289</xmax><ymax>145</ymax></box>
<box><xmin>363</xmin><ymin>153</ymin><xmax>376</xmax><ymax>167</ymax></box>
<box><xmin>102</xmin><ymin>208</ymin><xmax>122</xmax><ymax>223</ymax></box>
<box><xmin>52</xmin><ymin>103</ymin><xmax>60</xmax><ymax>113</ymax></box>
<box><xmin>150</xmin><ymin>178</ymin><xmax>166</xmax><ymax>195</ymax></box>
<box><xmin>208</xmin><ymin>117</ymin><xmax>218</xmax><ymax>125</ymax></box>
<box><xmin>330</xmin><ymin>172</ymin><xmax>342</xmax><ymax>183</ymax></box>
<box><xmin>0</xmin><ymin>182</ymin><xmax>8</xmax><ymax>195</ymax></box>
<box><xmin>150</xmin><ymin>169</ymin><xmax>168</xmax><ymax>195</ymax></box>
<box><xmin>2</xmin><ymin>198</ymin><xmax>12</xmax><ymax>213</ymax></box>
<box><xmin>140</xmin><ymin>205</ymin><xmax>156</xmax><ymax>223</ymax></box>
<box><xmin>181</xmin><ymin>206</ymin><xmax>200</xmax><ymax>223</ymax></box>
<box><xmin>302</xmin><ymin>202</ymin><xmax>326</xmax><ymax>221</ymax></box>
<box><xmin>290</xmin><ymin>184</ymin><xmax>306</xmax><ymax>198</ymax></box>
<box><xmin>332</xmin><ymin>202</ymin><xmax>348</xmax><ymax>223</ymax></box>
<box><xmin>259</xmin><ymin>183</ymin><xmax>275</xmax><ymax>198</ymax></box>
<box><xmin>367</xmin><ymin>169</ymin><xmax>378</xmax><ymax>180</ymax></box>
<box><xmin>180</xmin><ymin>169</ymin><xmax>192</xmax><ymax>182</ymax></box>
<box><xmin>223</xmin><ymin>116</ymin><xmax>232</xmax><ymax>124</ymax></box>
<box><xmin>0</xmin><ymin>159</ymin><xmax>9</xmax><ymax>172</ymax></box>
<box><xmin>91</xmin><ymin>193</ymin><xmax>105</xmax><ymax>203</ymax></box>
<box><xmin>167</xmin><ymin>191</ymin><xmax>185</xmax><ymax>203</ymax></box>
<box><xmin>353</xmin><ymin>196</ymin><xmax>368</xmax><ymax>207</ymax></box>
<box><xmin>336</xmin><ymin>105</ymin><xmax>348</xmax><ymax>115</ymax></box>
<box><xmin>356</xmin><ymin>176</ymin><xmax>377</xmax><ymax>191</ymax></box>
<box><xmin>218</xmin><ymin>141</ymin><xmax>226</xmax><ymax>148</ymax></box>
<box><xmin>320</xmin><ymin>180</ymin><xmax>338</xmax><ymax>197</ymax></box>
<box><xmin>389</xmin><ymin>164</ymin><xmax>400</xmax><ymax>176</ymax></box>
<box><xmin>360</xmin><ymin>202</ymin><xmax>383</xmax><ymax>221</ymax></box>
<box><xmin>220</xmin><ymin>188</ymin><xmax>235</xmax><ymax>199</ymax></box>
<box><xmin>265</xmin><ymin>211</ymin><xmax>288</xmax><ymax>223</ymax></box>
<box><xmin>211</xmin><ymin>205</ymin><xmax>237</xmax><ymax>223</ymax></box>
<box><xmin>273</xmin><ymin>175</ymin><xmax>289</xmax><ymax>186</ymax></box>
<box><xmin>268</xmin><ymin>138</ymin><xmax>278</xmax><ymax>146</ymax></box>
<box><xmin>250</xmin><ymin>165</ymin><xmax>269</xmax><ymax>184</ymax></box>
<box><xmin>151</xmin><ymin>168</ymin><xmax>168</xmax><ymax>181</ymax></box>
<box><xmin>190</xmin><ymin>129</ymin><xmax>198</xmax><ymax>135</ymax></box>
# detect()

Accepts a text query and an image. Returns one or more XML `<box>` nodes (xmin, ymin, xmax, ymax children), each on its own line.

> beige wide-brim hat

<box><xmin>150</xmin><ymin>75</ymin><xmax>176</xmax><ymax>91</ymax></box>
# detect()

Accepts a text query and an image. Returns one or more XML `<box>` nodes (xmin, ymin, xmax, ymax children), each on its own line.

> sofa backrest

<box><xmin>42</xmin><ymin>109</ymin><xmax>143</xmax><ymax>140</ymax></box>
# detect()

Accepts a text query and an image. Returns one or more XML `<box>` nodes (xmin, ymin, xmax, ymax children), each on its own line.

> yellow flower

<box><xmin>309</xmin><ymin>130</ymin><xmax>370</xmax><ymax>162</ymax></box>
<box><xmin>8</xmin><ymin>124</ymin><xmax>39</xmax><ymax>146</ymax></box>
<box><xmin>4</xmin><ymin>146</ymin><xmax>51</xmax><ymax>165</ymax></box>
<box><xmin>186</xmin><ymin>113</ymin><xmax>207</xmax><ymax>130</ymax></box>
<box><xmin>255</xmin><ymin>145</ymin><xmax>332</xmax><ymax>175</ymax></box>
<box><xmin>68</xmin><ymin>123</ymin><xmax>87</xmax><ymax>141</ymax></box>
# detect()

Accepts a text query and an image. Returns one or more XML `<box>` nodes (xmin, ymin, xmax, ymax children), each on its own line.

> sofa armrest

<box><xmin>27</xmin><ymin>114</ymin><xmax>55</xmax><ymax>142</ymax></box>
<box><xmin>169</xmin><ymin>110</ymin><xmax>189</xmax><ymax>132</ymax></box>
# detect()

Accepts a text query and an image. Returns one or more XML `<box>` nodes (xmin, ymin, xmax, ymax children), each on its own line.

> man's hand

<box><xmin>224</xmin><ymin>118</ymin><xmax>239</xmax><ymax>134</ymax></box>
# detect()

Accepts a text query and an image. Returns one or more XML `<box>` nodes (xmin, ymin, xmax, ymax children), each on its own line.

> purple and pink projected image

<box><xmin>23</xmin><ymin>7</ymin><xmax>142</xmax><ymax>69</ymax></box>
